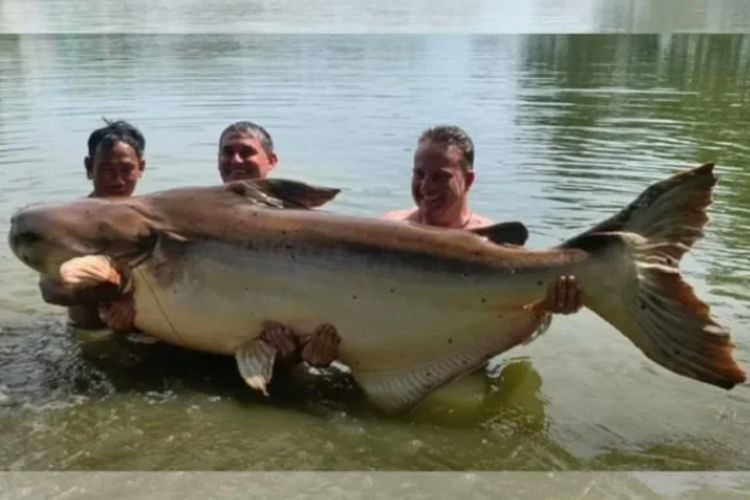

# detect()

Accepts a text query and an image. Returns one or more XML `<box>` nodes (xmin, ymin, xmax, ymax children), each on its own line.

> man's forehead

<box><xmin>415</xmin><ymin>142</ymin><xmax>463</xmax><ymax>163</ymax></box>
<box><xmin>94</xmin><ymin>141</ymin><xmax>139</xmax><ymax>160</ymax></box>
<box><xmin>221</xmin><ymin>132</ymin><xmax>262</xmax><ymax>147</ymax></box>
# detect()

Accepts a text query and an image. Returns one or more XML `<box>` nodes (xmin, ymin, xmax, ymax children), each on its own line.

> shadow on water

<box><xmin>1</xmin><ymin>320</ymin><xmax>548</xmax><ymax>425</ymax></box>
<box><xmin>4</xmin><ymin>321</ymin><xmax>743</xmax><ymax>470</ymax></box>
<box><xmin>411</xmin><ymin>359</ymin><xmax>547</xmax><ymax>431</ymax></box>
<box><xmin>86</xmin><ymin>338</ymin><xmax>551</xmax><ymax>432</ymax></box>
<box><xmin>0</xmin><ymin>320</ymin><xmax>566</xmax><ymax>469</ymax></box>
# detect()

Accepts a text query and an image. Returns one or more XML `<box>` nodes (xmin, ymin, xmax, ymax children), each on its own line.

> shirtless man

<box><xmin>38</xmin><ymin>119</ymin><xmax>146</xmax><ymax>329</ymax></box>
<box><xmin>384</xmin><ymin>124</ymin><xmax>583</xmax><ymax>315</ymax></box>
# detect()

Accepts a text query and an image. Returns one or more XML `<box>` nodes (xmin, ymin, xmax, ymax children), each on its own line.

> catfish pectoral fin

<box><xmin>235</xmin><ymin>338</ymin><xmax>277</xmax><ymax>396</ymax></box>
<box><xmin>471</xmin><ymin>221</ymin><xmax>529</xmax><ymax>246</ymax></box>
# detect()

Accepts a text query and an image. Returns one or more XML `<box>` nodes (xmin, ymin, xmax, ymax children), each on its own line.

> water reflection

<box><xmin>517</xmin><ymin>33</ymin><xmax>750</xmax><ymax>328</ymax></box>
<box><xmin>413</xmin><ymin>360</ymin><xmax>546</xmax><ymax>433</ymax></box>
<box><xmin>3</xmin><ymin>0</ymin><xmax>750</xmax><ymax>34</ymax></box>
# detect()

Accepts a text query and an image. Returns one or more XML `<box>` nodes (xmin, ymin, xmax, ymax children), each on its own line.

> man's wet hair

<box><xmin>87</xmin><ymin>119</ymin><xmax>146</xmax><ymax>161</ymax></box>
<box><xmin>418</xmin><ymin>125</ymin><xmax>475</xmax><ymax>172</ymax></box>
<box><xmin>219</xmin><ymin>121</ymin><xmax>275</xmax><ymax>156</ymax></box>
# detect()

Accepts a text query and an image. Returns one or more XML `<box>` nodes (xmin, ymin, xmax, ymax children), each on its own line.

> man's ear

<box><xmin>138</xmin><ymin>159</ymin><xmax>146</xmax><ymax>177</ymax></box>
<box><xmin>464</xmin><ymin>170</ymin><xmax>476</xmax><ymax>191</ymax></box>
<box><xmin>84</xmin><ymin>157</ymin><xmax>93</xmax><ymax>180</ymax></box>
<box><xmin>268</xmin><ymin>152</ymin><xmax>279</xmax><ymax>169</ymax></box>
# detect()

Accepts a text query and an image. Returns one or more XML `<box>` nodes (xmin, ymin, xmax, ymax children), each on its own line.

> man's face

<box><xmin>411</xmin><ymin>141</ymin><xmax>475</xmax><ymax>227</ymax></box>
<box><xmin>218</xmin><ymin>132</ymin><xmax>278</xmax><ymax>182</ymax></box>
<box><xmin>88</xmin><ymin>141</ymin><xmax>145</xmax><ymax>198</ymax></box>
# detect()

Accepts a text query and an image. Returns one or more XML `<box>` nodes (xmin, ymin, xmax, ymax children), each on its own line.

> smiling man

<box><xmin>385</xmin><ymin>124</ymin><xmax>583</xmax><ymax>315</ymax></box>
<box><xmin>384</xmin><ymin>125</ymin><xmax>491</xmax><ymax>229</ymax></box>
<box><xmin>218</xmin><ymin>121</ymin><xmax>278</xmax><ymax>182</ymax></box>
<box><xmin>215</xmin><ymin>121</ymin><xmax>341</xmax><ymax>367</ymax></box>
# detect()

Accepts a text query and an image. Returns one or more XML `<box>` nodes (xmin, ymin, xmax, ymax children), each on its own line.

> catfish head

<box><xmin>8</xmin><ymin>177</ymin><xmax>342</xmax><ymax>279</ymax></box>
<box><xmin>8</xmin><ymin>198</ymin><xmax>162</xmax><ymax>279</ymax></box>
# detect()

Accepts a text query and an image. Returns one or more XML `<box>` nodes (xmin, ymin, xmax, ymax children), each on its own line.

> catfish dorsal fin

<box><xmin>471</xmin><ymin>221</ymin><xmax>528</xmax><ymax>246</ymax></box>
<box><xmin>225</xmin><ymin>178</ymin><xmax>341</xmax><ymax>209</ymax></box>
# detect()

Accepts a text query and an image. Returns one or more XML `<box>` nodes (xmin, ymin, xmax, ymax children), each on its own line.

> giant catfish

<box><xmin>8</xmin><ymin>164</ymin><xmax>746</xmax><ymax>412</ymax></box>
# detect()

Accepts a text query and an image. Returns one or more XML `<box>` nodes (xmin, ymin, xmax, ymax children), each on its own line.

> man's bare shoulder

<box><xmin>381</xmin><ymin>208</ymin><xmax>418</xmax><ymax>221</ymax></box>
<box><xmin>465</xmin><ymin>213</ymin><xmax>494</xmax><ymax>229</ymax></box>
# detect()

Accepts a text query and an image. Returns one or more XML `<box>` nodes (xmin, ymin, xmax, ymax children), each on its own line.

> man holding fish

<box><xmin>46</xmin><ymin>121</ymin><xmax>582</xmax><ymax>380</ymax></box>
<box><xmin>13</xmin><ymin>153</ymin><xmax>743</xmax><ymax>410</ymax></box>
<box><xmin>384</xmin><ymin>124</ymin><xmax>583</xmax><ymax>316</ymax></box>
<box><xmin>38</xmin><ymin>119</ymin><xmax>147</xmax><ymax>329</ymax></box>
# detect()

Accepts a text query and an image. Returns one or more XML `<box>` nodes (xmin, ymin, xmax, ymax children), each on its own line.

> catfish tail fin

<box><xmin>568</xmin><ymin>232</ymin><xmax>745</xmax><ymax>389</ymax></box>
<box><xmin>563</xmin><ymin>164</ymin><xmax>745</xmax><ymax>389</ymax></box>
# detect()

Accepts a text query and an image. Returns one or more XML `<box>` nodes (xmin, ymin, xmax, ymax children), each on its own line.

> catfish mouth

<box><xmin>9</xmin><ymin>215</ymin><xmax>102</xmax><ymax>276</ymax></box>
<box><xmin>8</xmin><ymin>224</ymin><xmax>44</xmax><ymax>269</ymax></box>
<box><xmin>9</xmin><ymin>203</ymin><xmax>158</xmax><ymax>278</ymax></box>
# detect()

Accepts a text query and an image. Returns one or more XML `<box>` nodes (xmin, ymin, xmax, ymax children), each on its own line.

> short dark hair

<box><xmin>219</xmin><ymin>121</ymin><xmax>275</xmax><ymax>156</ymax></box>
<box><xmin>87</xmin><ymin>118</ymin><xmax>145</xmax><ymax>160</ymax></box>
<box><xmin>418</xmin><ymin>125</ymin><xmax>475</xmax><ymax>171</ymax></box>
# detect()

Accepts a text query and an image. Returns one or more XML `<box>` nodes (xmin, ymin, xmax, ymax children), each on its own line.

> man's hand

<box><xmin>99</xmin><ymin>295</ymin><xmax>136</xmax><ymax>333</ymax></box>
<box><xmin>60</xmin><ymin>255</ymin><xmax>121</xmax><ymax>290</ymax></box>
<box><xmin>259</xmin><ymin>320</ymin><xmax>300</xmax><ymax>366</ymax></box>
<box><xmin>301</xmin><ymin>323</ymin><xmax>341</xmax><ymax>368</ymax></box>
<box><xmin>541</xmin><ymin>275</ymin><xmax>583</xmax><ymax>315</ymax></box>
